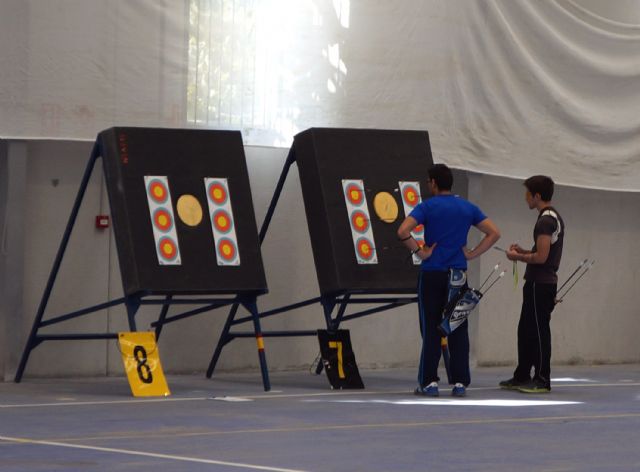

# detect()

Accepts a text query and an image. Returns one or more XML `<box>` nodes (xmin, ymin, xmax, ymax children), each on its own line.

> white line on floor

<box><xmin>0</xmin><ymin>435</ymin><xmax>307</xmax><ymax>472</ymax></box>
<box><xmin>0</xmin><ymin>397</ymin><xmax>209</xmax><ymax>408</ymax></box>
<box><xmin>302</xmin><ymin>398</ymin><xmax>582</xmax><ymax>407</ymax></box>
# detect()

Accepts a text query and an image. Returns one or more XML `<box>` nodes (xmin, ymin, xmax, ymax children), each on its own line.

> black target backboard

<box><xmin>293</xmin><ymin>128</ymin><xmax>433</xmax><ymax>295</ymax></box>
<box><xmin>99</xmin><ymin>127</ymin><xmax>267</xmax><ymax>296</ymax></box>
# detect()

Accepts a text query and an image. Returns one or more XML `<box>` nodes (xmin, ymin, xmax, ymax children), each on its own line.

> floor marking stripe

<box><xmin>25</xmin><ymin>412</ymin><xmax>640</xmax><ymax>443</ymax></box>
<box><xmin>242</xmin><ymin>382</ymin><xmax>640</xmax><ymax>399</ymax></box>
<box><xmin>302</xmin><ymin>398</ymin><xmax>582</xmax><ymax>406</ymax></box>
<box><xmin>0</xmin><ymin>397</ymin><xmax>209</xmax><ymax>408</ymax></box>
<box><xmin>1</xmin><ymin>381</ymin><xmax>639</xmax><ymax>408</ymax></box>
<box><xmin>0</xmin><ymin>435</ymin><xmax>307</xmax><ymax>472</ymax></box>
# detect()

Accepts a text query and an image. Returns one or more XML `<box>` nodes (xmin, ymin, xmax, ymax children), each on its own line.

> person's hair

<box><xmin>428</xmin><ymin>164</ymin><xmax>453</xmax><ymax>191</ymax></box>
<box><xmin>524</xmin><ymin>175</ymin><xmax>554</xmax><ymax>201</ymax></box>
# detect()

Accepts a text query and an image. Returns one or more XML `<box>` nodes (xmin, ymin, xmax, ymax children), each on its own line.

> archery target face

<box><xmin>399</xmin><ymin>181</ymin><xmax>425</xmax><ymax>265</ymax></box>
<box><xmin>145</xmin><ymin>176</ymin><xmax>182</xmax><ymax>265</ymax></box>
<box><xmin>206</xmin><ymin>178</ymin><xmax>240</xmax><ymax>266</ymax></box>
<box><xmin>342</xmin><ymin>179</ymin><xmax>378</xmax><ymax>264</ymax></box>
<box><xmin>345</xmin><ymin>183</ymin><xmax>365</xmax><ymax>206</ymax></box>
<box><xmin>99</xmin><ymin>127</ymin><xmax>267</xmax><ymax>295</ymax></box>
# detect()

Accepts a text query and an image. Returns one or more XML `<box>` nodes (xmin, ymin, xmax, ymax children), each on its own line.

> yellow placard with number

<box><xmin>118</xmin><ymin>332</ymin><xmax>170</xmax><ymax>397</ymax></box>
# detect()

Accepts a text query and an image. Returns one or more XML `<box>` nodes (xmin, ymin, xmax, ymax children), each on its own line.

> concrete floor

<box><xmin>1</xmin><ymin>364</ymin><xmax>640</xmax><ymax>471</ymax></box>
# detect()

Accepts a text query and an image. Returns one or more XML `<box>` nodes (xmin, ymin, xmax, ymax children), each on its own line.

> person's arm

<box><xmin>464</xmin><ymin>218</ymin><xmax>500</xmax><ymax>260</ymax></box>
<box><xmin>397</xmin><ymin>216</ymin><xmax>436</xmax><ymax>260</ymax></box>
<box><xmin>507</xmin><ymin>234</ymin><xmax>550</xmax><ymax>264</ymax></box>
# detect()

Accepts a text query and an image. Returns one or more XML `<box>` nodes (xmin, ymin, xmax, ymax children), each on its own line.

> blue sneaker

<box><xmin>415</xmin><ymin>381</ymin><xmax>439</xmax><ymax>397</ymax></box>
<box><xmin>452</xmin><ymin>383</ymin><xmax>466</xmax><ymax>397</ymax></box>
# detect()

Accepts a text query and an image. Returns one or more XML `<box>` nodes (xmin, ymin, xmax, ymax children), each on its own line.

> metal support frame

<box><xmin>14</xmin><ymin>139</ymin><xmax>271</xmax><ymax>391</ymax></box>
<box><xmin>206</xmin><ymin>147</ymin><xmax>428</xmax><ymax>382</ymax></box>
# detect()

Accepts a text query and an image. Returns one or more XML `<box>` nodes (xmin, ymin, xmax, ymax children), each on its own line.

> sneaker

<box><xmin>452</xmin><ymin>383</ymin><xmax>466</xmax><ymax>397</ymax></box>
<box><xmin>415</xmin><ymin>381</ymin><xmax>439</xmax><ymax>397</ymax></box>
<box><xmin>517</xmin><ymin>379</ymin><xmax>551</xmax><ymax>394</ymax></box>
<box><xmin>499</xmin><ymin>377</ymin><xmax>530</xmax><ymax>390</ymax></box>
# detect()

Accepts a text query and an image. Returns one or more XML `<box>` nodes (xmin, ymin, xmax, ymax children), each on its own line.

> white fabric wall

<box><xmin>1</xmin><ymin>1</ymin><xmax>639</xmax><ymax>190</ymax></box>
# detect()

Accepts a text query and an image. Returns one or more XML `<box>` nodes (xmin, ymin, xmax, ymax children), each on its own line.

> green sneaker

<box><xmin>517</xmin><ymin>379</ymin><xmax>551</xmax><ymax>394</ymax></box>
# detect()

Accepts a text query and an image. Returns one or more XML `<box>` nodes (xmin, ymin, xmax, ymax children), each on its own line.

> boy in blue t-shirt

<box><xmin>397</xmin><ymin>164</ymin><xmax>500</xmax><ymax>397</ymax></box>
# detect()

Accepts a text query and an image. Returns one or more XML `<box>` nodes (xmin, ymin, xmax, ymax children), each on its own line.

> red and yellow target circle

<box><xmin>345</xmin><ymin>183</ymin><xmax>364</xmax><ymax>206</ymax></box>
<box><xmin>208</xmin><ymin>181</ymin><xmax>228</xmax><ymax>205</ymax></box>
<box><xmin>153</xmin><ymin>208</ymin><xmax>173</xmax><ymax>233</ymax></box>
<box><xmin>414</xmin><ymin>224</ymin><xmax>424</xmax><ymax>234</ymax></box>
<box><xmin>157</xmin><ymin>237</ymin><xmax>179</xmax><ymax>261</ymax></box>
<box><xmin>148</xmin><ymin>179</ymin><xmax>169</xmax><ymax>204</ymax></box>
<box><xmin>355</xmin><ymin>237</ymin><xmax>375</xmax><ymax>261</ymax></box>
<box><xmin>402</xmin><ymin>185</ymin><xmax>419</xmax><ymax>207</ymax></box>
<box><xmin>212</xmin><ymin>209</ymin><xmax>233</xmax><ymax>233</ymax></box>
<box><xmin>217</xmin><ymin>237</ymin><xmax>237</xmax><ymax>262</ymax></box>
<box><xmin>350</xmin><ymin>210</ymin><xmax>369</xmax><ymax>234</ymax></box>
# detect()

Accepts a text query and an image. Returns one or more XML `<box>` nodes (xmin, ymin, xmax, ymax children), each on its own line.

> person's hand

<box><xmin>417</xmin><ymin>242</ymin><xmax>437</xmax><ymax>260</ymax></box>
<box><xmin>506</xmin><ymin>248</ymin><xmax>520</xmax><ymax>261</ymax></box>
<box><xmin>510</xmin><ymin>243</ymin><xmax>526</xmax><ymax>254</ymax></box>
<box><xmin>463</xmin><ymin>246</ymin><xmax>473</xmax><ymax>260</ymax></box>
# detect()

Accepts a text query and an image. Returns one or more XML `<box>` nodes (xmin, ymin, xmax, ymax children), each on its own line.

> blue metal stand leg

<box><xmin>321</xmin><ymin>296</ymin><xmax>338</xmax><ymax>331</ymax></box>
<box><xmin>124</xmin><ymin>296</ymin><xmax>140</xmax><ymax>331</ymax></box>
<box><xmin>243</xmin><ymin>298</ymin><xmax>271</xmax><ymax>391</ymax></box>
<box><xmin>14</xmin><ymin>142</ymin><xmax>100</xmax><ymax>383</ymax></box>
<box><xmin>258</xmin><ymin>148</ymin><xmax>296</xmax><ymax>244</ymax></box>
<box><xmin>154</xmin><ymin>295</ymin><xmax>172</xmax><ymax>340</ymax></box>
<box><xmin>206</xmin><ymin>302</ymin><xmax>240</xmax><ymax>378</ymax></box>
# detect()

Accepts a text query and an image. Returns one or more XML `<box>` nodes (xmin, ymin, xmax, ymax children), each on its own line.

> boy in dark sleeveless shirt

<box><xmin>502</xmin><ymin>175</ymin><xmax>564</xmax><ymax>393</ymax></box>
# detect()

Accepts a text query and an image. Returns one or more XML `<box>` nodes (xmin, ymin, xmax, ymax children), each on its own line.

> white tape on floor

<box><xmin>304</xmin><ymin>398</ymin><xmax>582</xmax><ymax>407</ymax></box>
<box><xmin>0</xmin><ymin>435</ymin><xmax>307</xmax><ymax>472</ymax></box>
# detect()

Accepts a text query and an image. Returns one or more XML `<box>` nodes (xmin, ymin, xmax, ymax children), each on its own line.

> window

<box><xmin>187</xmin><ymin>0</ymin><xmax>350</xmax><ymax>146</ymax></box>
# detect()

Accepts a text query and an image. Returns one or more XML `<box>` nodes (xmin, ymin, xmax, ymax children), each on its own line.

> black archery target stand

<box><xmin>206</xmin><ymin>128</ymin><xmax>442</xmax><ymax>386</ymax></box>
<box><xmin>15</xmin><ymin>127</ymin><xmax>271</xmax><ymax>390</ymax></box>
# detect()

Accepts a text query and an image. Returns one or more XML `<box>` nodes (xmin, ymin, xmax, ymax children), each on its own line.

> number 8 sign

<box><xmin>118</xmin><ymin>332</ymin><xmax>170</xmax><ymax>397</ymax></box>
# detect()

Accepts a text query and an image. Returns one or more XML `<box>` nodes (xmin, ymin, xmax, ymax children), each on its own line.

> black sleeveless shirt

<box><xmin>524</xmin><ymin>206</ymin><xmax>564</xmax><ymax>284</ymax></box>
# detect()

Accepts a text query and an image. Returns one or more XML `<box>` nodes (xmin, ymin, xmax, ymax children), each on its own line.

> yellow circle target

<box><xmin>158</xmin><ymin>237</ymin><xmax>178</xmax><ymax>261</ymax></box>
<box><xmin>176</xmin><ymin>194</ymin><xmax>203</xmax><ymax>227</ymax></box>
<box><xmin>402</xmin><ymin>185</ymin><xmax>419</xmax><ymax>207</ymax></box>
<box><xmin>345</xmin><ymin>183</ymin><xmax>364</xmax><ymax>206</ymax></box>
<box><xmin>356</xmin><ymin>237</ymin><xmax>375</xmax><ymax>261</ymax></box>
<box><xmin>148</xmin><ymin>179</ymin><xmax>169</xmax><ymax>204</ymax></box>
<box><xmin>217</xmin><ymin>237</ymin><xmax>237</xmax><ymax>262</ymax></box>
<box><xmin>208</xmin><ymin>181</ymin><xmax>228</xmax><ymax>205</ymax></box>
<box><xmin>350</xmin><ymin>210</ymin><xmax>369</xmax><ymax>234</ymax></box>
<box><xmin>153</xmin><ymin>208</ymin><xmax>173</xmax><ymax>233</ymax></box>
<box><xmin>373</xmin><ymin>191</ymin><xmax>399</xmax><ymax>223</ymax></box>
<box><xmin>213</xmin><ymin>209</ymin><xmax>233</xmax><ymax>233</ymax></box>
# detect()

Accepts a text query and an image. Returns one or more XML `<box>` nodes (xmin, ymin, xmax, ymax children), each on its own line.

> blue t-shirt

<box><xmin>409</xmin><ymin>194</ymin><xmax>487</xmax><ymax>271</ymax></box>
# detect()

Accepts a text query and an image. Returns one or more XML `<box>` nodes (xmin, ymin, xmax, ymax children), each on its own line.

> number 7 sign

<box><xmin>317</xmin><ymin>329</ymin><xmax>364</xmax><ymax>389</ymax></box>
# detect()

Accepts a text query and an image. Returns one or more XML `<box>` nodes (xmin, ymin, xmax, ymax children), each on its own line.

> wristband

<box><xmin>398</xmin><ymin>235</ymin><xmax>413</xmax><ymax>242</ymax></box>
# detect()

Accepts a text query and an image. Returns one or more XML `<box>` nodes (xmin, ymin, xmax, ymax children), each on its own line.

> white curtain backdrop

<box><xmin>1</xmin><ymin>0</ymin><xmax>639</xmax><ymax>190</ymax></box>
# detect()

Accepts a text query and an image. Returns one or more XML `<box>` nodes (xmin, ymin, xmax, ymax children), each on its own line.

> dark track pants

<box><xmin>513</xmin><ymin>281</ymin><xmax>556</xmax><ymax>387</ymax></box>
<box><xmin>417</xmin><ymin>271</ymin><xmax>470</xmax><ymax>387</ymax></box>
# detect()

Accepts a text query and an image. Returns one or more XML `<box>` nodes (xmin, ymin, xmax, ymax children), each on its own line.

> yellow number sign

<box><xmin>118</xmin><ymin>332</ymin><xmax>170</xmax><ymax>397</ymax></box>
